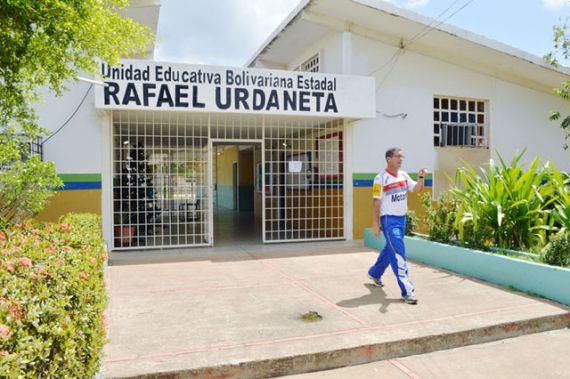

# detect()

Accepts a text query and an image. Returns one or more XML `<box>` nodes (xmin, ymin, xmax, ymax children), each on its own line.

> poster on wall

<box><xmin>285</xmin><ymin>152</ymin><xmax>312</xmax><ymax>190</ymax></box>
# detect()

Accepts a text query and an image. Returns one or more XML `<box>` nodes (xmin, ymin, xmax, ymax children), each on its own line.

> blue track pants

<box><xmin>368</xmin><ymin>215</ymin><xmax>415</xmax><ymax>297</ymax></box>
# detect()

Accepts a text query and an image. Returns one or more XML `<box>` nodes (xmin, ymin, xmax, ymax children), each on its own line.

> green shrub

<box><xmin>451</xmin><ymin>150</ymin><xmax>554</xmax><ymax>250</ymax></box>
<box><xmin>406</xmin><ymin>210</ymin><xmax>418</xmax><ymax>236</ymax></box>
<box><xmin>421</xmin><ymin>192</ymin><xmax>460</xmax><ymax>244</ymax></box>
<box><xmin>542</xmin><ymin>230</ymin><xmax>570</xmax><ymax>267</ymax></box>
<box><xmin>0</xmin><ymin>213</ymin><xmax>107</xmax><ymax>378</ymax></box>
<box><xmin>544</xmin><ymin>163</ymin><xmax>570</xmax><ymax>234</ymax></box>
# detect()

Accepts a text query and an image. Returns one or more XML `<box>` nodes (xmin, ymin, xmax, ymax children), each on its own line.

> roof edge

<box><xmin>246</xmin><ymin>0</ymin><xmax>570</xmax><ymax>77</ymax></box>
<box><xmin>244</xmin><ymin>0</ymin><xmax>312</xmax><ymax>67</ymax></box>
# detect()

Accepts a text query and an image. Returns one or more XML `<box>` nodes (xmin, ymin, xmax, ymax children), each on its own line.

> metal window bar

<box><xmin>433</xmin><ymin>96</ymin><xmax>488</xmax><ymax>148</ymax></box>
<box><xmin>438</xmin><ymin>123</ymin><xmax>488</xmax><ymax>147</ymax></box>
<box><xmin>294</xmin><ymin>53</ymin><xmax>320</xmax><ymax>73</ymax></box>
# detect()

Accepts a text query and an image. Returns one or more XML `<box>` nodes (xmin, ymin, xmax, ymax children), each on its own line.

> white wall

<box><xmin>287</xmin><ymin>31</ymin><xmax>343</xmax><ymax>74</ymax></box>
<box><xmin>35</xmin><ymin>81</ymin><xmax>104</xmax><ymax>174</ymax></box>
<box><xmin>291</xmin><ymin>30</ymin><xmax>569</xmax><ymax>176</ymax></box>
<box><xmin>493</xmin><ymin>80</ymin><xmax>569</xmax><ymax>167</ymax></box>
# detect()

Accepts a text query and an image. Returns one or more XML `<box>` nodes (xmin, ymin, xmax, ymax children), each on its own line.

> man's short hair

<box><xmin>385</xmin><ymin>147</ymin><xmax>401</xmax><ymax>158</ymax></box>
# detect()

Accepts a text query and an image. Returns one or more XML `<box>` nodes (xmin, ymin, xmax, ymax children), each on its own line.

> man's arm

<box><xmin>412</xmin><ymin>168</ymin><xmax>428</xmax><ymax>193</ymax></box>
<box><xmin>372</xmin><ymin>198</ymin><xmax>381</xmax><ymax>237</ymax></box>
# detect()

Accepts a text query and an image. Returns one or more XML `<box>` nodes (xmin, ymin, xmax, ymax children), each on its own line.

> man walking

<box><xmin>368</xmin><ymin>147</ymin><xmax>427</xmax><ymax>304</ymax></box>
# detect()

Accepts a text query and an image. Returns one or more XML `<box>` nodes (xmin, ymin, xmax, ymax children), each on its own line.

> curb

<box><xmin>108</xmin><ymin>313</ymin><xmax>570</xmax><ymax>379</ymax></box>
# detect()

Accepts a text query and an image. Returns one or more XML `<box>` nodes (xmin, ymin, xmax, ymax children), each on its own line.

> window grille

<box><xmin>29</xmin><ymin>137</ymin><xmax>43</xmax><ymax>160</ymax></box>
<box><xmin>433</xmin><ymin>96</ymin><xmax>488</xmax><ymax>148</ymax></box>
<box><xmin>295</xmin><ymin>53</ymin><xmax>320</xmax><ymax>73</ymax></box>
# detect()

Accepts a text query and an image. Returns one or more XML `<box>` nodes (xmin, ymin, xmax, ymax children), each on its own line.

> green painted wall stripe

<box><xmin>353</xmin><ymin>172</ymin><xmax>433</xmax><ymax>180</ymax></box>
<box><xmin>353</xmin><ymin>173</ymin><xmax>376</xmax><ymax>180</ymax></box>
<box><xmin>59</xmin><ymin>174</ymin><xmax>102</xmax><ymax>182</ymax></box>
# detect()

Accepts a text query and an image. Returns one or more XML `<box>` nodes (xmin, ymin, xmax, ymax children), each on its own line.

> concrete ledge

<box><xmin>364</xmin><ymin>228</ymin><xmax>570</xmax><ymax>306</ymax></box>
<box><xmin>116</xmin><ymin>313</ymin><xmax>570</xmax><ymax>379</ymax></box>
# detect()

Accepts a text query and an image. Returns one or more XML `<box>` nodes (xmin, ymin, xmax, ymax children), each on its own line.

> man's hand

<box><xmin>413</xmin><ymin>168</ymin><xmax>428</xmax><ymax>193</ymax></box>
<box><xmin>372</xmin><ymin>226</ymin><xmax>380</xmax><ymax>237</ymax></box>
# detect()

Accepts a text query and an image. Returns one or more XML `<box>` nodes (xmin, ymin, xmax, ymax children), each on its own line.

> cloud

<box><xmin>405</xmin><ymin>0</ymin><xmax>430</xmax><ymax>8</ymax></box>
<box><xmin>385</xmin><ymin>0</ymin><xmax>430</xmax><ymax>8</ymax></box>
<box><xmin>155</xmin><ymin>0</ymin><xmax>301</xmax><ymax>66</ymax></box>
<box><xmin>543</xmin><ymin>0</ymin><xmax>570</xmax><ymax>10</ymax></box>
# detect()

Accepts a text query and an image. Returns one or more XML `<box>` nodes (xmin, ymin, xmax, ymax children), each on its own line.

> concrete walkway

<box><xmin>285</xmin><ymin>329</ymin><xmax>570</xmax><ymax>378</ymax></box>
<box><xmin>103</xmin><ymin>241</ymin><xmax>570</xmax><ymax>378</ymax></box>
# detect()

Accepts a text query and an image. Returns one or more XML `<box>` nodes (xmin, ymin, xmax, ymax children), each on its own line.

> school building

<box><xmin>35</xmin><ymin>0</ymin><xmax>570</xmax><ymax>251</ymax></box>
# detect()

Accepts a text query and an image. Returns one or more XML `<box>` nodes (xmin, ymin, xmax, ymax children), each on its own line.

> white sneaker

<box><xmin>401</xmin><ymin>293</ymin><xmax>418</xmax><ymax>304</ymax></box>
<box><xmin>368</xmin><ymin>274</ymin><xmax>384</xmax><ymax>287</ymax></box>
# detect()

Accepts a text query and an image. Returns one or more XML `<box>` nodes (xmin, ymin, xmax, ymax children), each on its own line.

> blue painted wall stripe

<box><xmin>353</xmin><ymin>179</ymin><xmax>432</xmax><ymax>187</ymax></box>
<box><xmin>61</xmin><ymin>182</ymin><xmax>102</xmax><ymax>190</ymax></box>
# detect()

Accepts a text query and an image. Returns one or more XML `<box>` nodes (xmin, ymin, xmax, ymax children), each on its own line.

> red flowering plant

<box><xmin>0</xmin><ymin>213</ymin><xmax>107</xmax><ymax>378</ymax></box>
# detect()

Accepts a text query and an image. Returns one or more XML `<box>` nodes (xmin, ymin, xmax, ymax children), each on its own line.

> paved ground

<box><xmin>285</xmin><ymin>329</ymin><xmax>570</xmax><ymax>378</ymax></box>
<box><xmin>103</xmin><ymin>241</ymin><xmax>570</xmax><ymax>378</ymax></box>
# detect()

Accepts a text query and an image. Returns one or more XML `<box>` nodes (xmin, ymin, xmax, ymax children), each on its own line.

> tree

<box><xmin>0</xmin><ymin>0</ymin><xmax>153</xmax><ymax>223</ymax></box>
<box><xmin>115</xmin><ymin>143</ymin><xmax>160</xmax><ymax>247</ymax></box>
<box><xmin>545</xmin><ymin>17</ymin><xmax>570</xmax><ymax>150</ymax></box>
<box><xmin>1</xmin><ymin>0</ymin><xmax>152</xmax><ymax>129</ymax></box>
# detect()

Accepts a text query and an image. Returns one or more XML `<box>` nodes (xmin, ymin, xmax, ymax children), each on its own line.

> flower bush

<box><xmin>0</xmin><ymin>213</ymin><xmax>106</xmax><ymax>378</ymax></box>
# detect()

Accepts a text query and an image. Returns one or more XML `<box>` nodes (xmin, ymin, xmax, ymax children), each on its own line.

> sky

<box><xmin>155</xmin><ymin>0</ymin><xmax>570</xmax><ymax>67</ymax></box>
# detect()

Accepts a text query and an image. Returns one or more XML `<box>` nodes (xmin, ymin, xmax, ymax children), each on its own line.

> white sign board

<box><xmin>288</xmin><ymin>161</ymin><xmax>303</xmax><ymax>173</ymax></box>
<box><xmin>94</xmin><ymin>60</ymin><xmax>376</xmax><ymax>118</ymax></box>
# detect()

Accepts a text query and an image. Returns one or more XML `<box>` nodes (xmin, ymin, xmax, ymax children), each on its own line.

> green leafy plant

<box><xmin>0</xmin><ymin>129</ymin><xmax>63</xmax><ymax>223</ymax></box>
<box><xmin>542</xmin><ymin>230</ymin><xmax>570</xmax><ymax>267</ymax></box>
<box><xmin>406</xmin><ymin>210</ymin><xmax>418</xmax><ymax>236</ymax></box>
<box><xmin>450</xmin><ymin>150</ymin><xmax>555</xmax><ymax>250</ymax></box>
<box><xmin>0</xmin><ymin>214</ymin><xmax>107</xmax><ymax>378</ymax></box>
<box><xmin>421</xmin><ymin>192</ymin><xmax>459</xmax><ymax>244</ymax></box>
<box><xmin>544</xmin><ymin>162</ymin><xmax>570</xmax><ymax>233</ymax></box>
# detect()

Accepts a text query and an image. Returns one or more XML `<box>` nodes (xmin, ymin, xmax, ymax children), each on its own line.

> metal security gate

<box><xmin>111</xmin><ymin>111</ymin><xmax>210</xmax><ymax>250</ymax></box>
<box><xmin>111</xmin><ymin>111</ymin><xmax>344</xmax><ymax>250</ymax></box>
<box><xmin>262</xmin><ymin>118</ymin><xmax>344</xmax><ymax>242</ymax></box>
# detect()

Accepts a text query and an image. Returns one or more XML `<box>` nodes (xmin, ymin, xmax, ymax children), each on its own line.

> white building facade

<box><xmin>35</xmin><ymin>0</ymin><xmax>570</xmax><ymax>249</ymax></box>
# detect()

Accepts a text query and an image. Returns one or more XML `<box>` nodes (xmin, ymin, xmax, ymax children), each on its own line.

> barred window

<box><xmin>433</xmin><ymin>96</ymin><xmax>488</xmax><ymax>148</ymax></box>
<box><xmin>28</xmin><ymin>137</ymin><xmax>43</xmax><ymax>160</ymax></box>
<box><xmin>295</xmin><ymin>53</ymin><xmax>320</xmax><ymax>73</ymax></box>
<box><xmin>0</xmin><ymin>134</ymin><xmax>43</xmax><ymax>161</ymax></box>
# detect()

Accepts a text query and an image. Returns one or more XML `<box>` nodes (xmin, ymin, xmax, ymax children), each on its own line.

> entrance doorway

<box><xmin>212</xmin><ymin>142</ymin><xmax>262</xmax><ymax>245</ymax></box>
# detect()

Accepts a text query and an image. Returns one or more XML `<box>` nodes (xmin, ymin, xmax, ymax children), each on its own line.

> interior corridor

<box><xmin>213</xmin><ymin>207</ymin><xmax>262</xmax><ymax>246</ymax></box>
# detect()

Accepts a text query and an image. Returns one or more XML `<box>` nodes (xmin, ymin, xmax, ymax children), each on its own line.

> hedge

<box><xmin>0</xmin><ymin>213</ymin><xmax>107</xmax><ymax>378</ymax></box>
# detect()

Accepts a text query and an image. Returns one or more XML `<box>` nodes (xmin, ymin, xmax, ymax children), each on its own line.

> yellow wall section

<box><xmin>217</xmin><ymin>146</ymin><xmax>239</xmax><ymax>186</ymax></box>
<box><xmin>287</xmin><ymin>188</ymin><xmax>344</xmax><ymax>237</ymax></box>
<box><xmin>35</xmin><ymin>190</ymin><xmax>101</xmax><ymax>222</ymax></box>
<box><xmin>352</xmin><ymin>187</ymin><xmax>432</xmax><ymax>239</ymax></box>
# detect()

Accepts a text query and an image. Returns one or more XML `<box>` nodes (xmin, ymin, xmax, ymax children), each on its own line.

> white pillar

<box><xmin>100</xmin><ymin>110</ymin><xmax>113</xmax><ymax>249</ymax></box>
<box><xmin>342</xmin><ymin>30</ymin><xmax>352</xmax><ymax>75</ymax></box>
